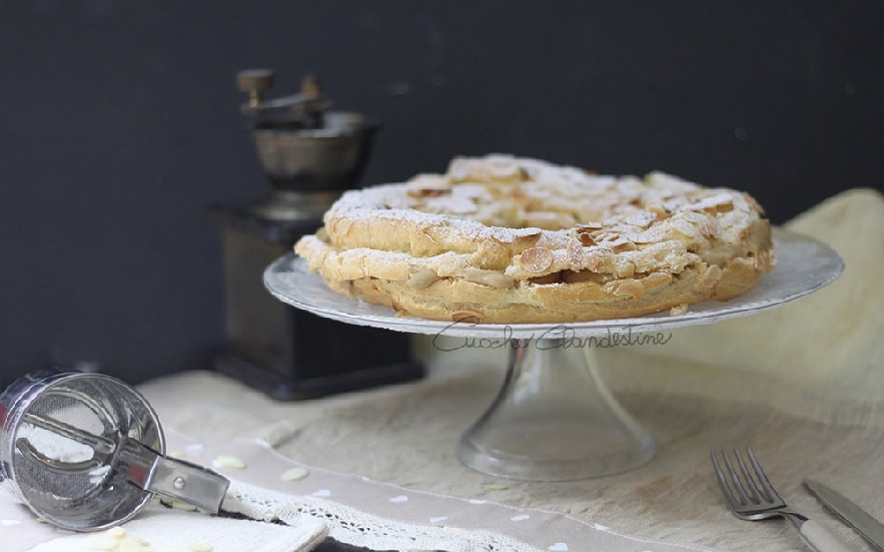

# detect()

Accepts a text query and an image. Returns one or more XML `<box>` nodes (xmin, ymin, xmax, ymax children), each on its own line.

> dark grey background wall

<box><xmin>1</xmin><ymin>1</ymin><xmax>881</xmax><ymax>385</ymax></box>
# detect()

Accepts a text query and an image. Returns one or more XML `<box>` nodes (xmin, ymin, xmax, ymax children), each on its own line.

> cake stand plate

<box><xmin>264</xmin><ymin>228</ymin><xmax>843</xmax><ymax>481</ymax></box>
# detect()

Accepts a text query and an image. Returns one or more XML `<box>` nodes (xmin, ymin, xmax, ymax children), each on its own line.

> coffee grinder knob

<box><xmin>236</xmin><ymin>69</ymin><xmax>275</xmax><ymax>109</ymax></box>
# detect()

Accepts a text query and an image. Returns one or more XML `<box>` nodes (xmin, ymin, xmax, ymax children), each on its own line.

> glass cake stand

<box><xmin>263</xmin><ymin>229</ymin><xmax>843</xmax><ymax>481</ymax></box>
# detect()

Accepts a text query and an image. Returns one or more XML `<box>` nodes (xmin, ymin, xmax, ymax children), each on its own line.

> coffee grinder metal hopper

<box><xmin>207</xmin><ymin>69</ymin><xmax>423</xmax><ymax>400</ymax></box>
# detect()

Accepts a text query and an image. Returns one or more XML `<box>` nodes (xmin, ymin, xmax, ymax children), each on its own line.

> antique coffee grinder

<box><xmin>207</xmin><ymin>69</ymin><xmax>423</xmax><ymax>400</ymax></box>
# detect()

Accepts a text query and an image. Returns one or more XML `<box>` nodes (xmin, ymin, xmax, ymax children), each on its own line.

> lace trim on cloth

<box><xmin>222</xmin><ymin>479</ymin><xmax>542</xmax><ymax>552</ymax></box>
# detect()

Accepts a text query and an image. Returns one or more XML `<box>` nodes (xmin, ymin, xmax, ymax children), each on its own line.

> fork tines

<box><xmin>711</xmin><ymin>446</ymin><xmax>785</xmax><ymax>509</ymax></box>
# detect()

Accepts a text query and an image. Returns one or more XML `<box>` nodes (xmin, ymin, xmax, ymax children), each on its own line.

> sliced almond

<box><xmin>753</xmin><ymin>251</ymin><xmax>769</xmax><ymax>271</ymax></box>
<box><xmin>689</xmin><ymin>191</ymin><xmax>735</xmax><ymax>212</ymax></box>
<box><xmin>452</xmin><ymin>310</ymin><xmax>484</xmax><ymax>323</ymax></box>
<box><xmin>519</xmin><ymin>247</ymin><xmax>554</xmax><ymax>273</ymax></box>
<box><xmin>623</xmin><ymin>211</ymin><xmax>657</xmax><ymax>228</ymax></box>
<box><xmin>670</xmin><ymin>303</ymin><xmax>689</xmax><ymax>315</ymax></box>
<box><xmin>463</xmin><ymin>267</ymin><xmax>514</xmax><ymax>289</ymax></box>
<box><xmin>281</xmin><ymin>467</ymin><xmax>310</xmax><ymax>482</ymax></box>
<box><xmin>487</xmin><ymin>156</ymin><xmax>522</xmax><ymax>181</ymax></box>
<box><xmin>407</xmin><ymin>187</ymin><xmax>452</xmax><ymax>199</ymax></box>
<box><xmin>640</xmin><ymin>272</ymin><xmax>672</xmax><ymax>290</ymax></box>
<box><xmin>646</xmin><ymin>203</ymin><xmax>669</xmax><ymax>218</ymax></box>
<box><xmin>698</xmin><ymin>217</ymin><xmax>721</xmax><ymax>240</ymax></box>
<box><xmin>607</xmin><ymin>279</ymin><xmax>644</xmax><ymax>300</ymax></box>
<box><xmin>164</xmin><ymin>499</ymin><xmax>199</xmax><ymax>512</ymax></box>
<box><xmin>671</xmin><ymin>218</ymin><xmax>699</xmax><ymax>239</ymax></box>
<box><xmin>213</xmin><ymin>455</ymin><xmax>246</xmax><ymax>469</ymax></box>
<box><xmin>448</xmin><ymin>158</ymin><xmax>472</xmax><ymax>181</ymax></box>
<box><xmin>631</xmin><ymin>226</ymin><xmax>666</xmax><ymax>244</ymax></box>
<box><xmin>584</xmin><ymin>252</ymin><xmax>606</xmax><ymax>272</ymax></box>
<box><xmin>577</xmin><ymin>229</ymin><xmax>598</xmax><ymax>247</ymax></box>
<box><xmin>107</xmin><ymin>527</ymin><xmax>128</xmax><ymax>539</ymax></box>
<box><xmin>407</xmin><ymin>268</ymin><xmax>440</xmax><ymax>289</ymax></box>
<box><xmin>578</xmin><ymin>222</ymin><xmax>604</xmax><ymax>231</ymax></box>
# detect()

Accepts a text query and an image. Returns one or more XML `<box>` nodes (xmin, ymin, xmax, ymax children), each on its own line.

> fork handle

<box><xmin>798</xmin><ymin>519</ymin><xmax>856</xmax><ymax>552</ymax></box>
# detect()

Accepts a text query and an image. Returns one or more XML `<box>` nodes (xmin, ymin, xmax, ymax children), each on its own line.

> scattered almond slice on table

<box><xmin>212</xmin><ymin>455</ymin><xmax>246</xmax><ymax>469</ymax></box>
<box><xmin>159</xmin><ymin>498</ymin><xmax>199</xmax><ymax>512</ymax></box>
<box><xmin>281</xmin><ymin>466</ymin><xmax>310</xmax><ymax>481</ymax></box>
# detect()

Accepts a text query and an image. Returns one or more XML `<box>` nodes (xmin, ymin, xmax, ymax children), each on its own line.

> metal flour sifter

<box><xmin>0</xmin><ymin>370</ymin><xmax>229</xmax><ymax>531</ymax></box>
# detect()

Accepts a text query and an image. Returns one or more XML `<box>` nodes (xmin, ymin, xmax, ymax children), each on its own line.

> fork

<box><xmin>711</xmin><ymin>447</ymin><xmax>855</xmax><ymax>552</ymax></box>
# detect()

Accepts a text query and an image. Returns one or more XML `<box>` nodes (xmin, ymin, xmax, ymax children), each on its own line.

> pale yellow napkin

<box><xmin>627</xmin><ymin>187</ymin><xmax>884</xmax><ymax>397</ymax></box>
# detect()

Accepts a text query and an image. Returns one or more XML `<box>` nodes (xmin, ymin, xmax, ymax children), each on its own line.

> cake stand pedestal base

<box><xmin>457</xmin><ymin>339</ymin><xmax>654</xmax><ymax>481</ymax></box>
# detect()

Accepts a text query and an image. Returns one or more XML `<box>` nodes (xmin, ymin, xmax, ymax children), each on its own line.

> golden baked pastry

<box><xmin>294</xmin><ymin>154</ymin><xmax>775</xmax><ymax>323</ymax></box>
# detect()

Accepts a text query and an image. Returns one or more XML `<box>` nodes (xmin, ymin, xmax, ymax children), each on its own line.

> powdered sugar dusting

<box><xmin>295</xmin><ymin>155</ymin><xmax>774</xmax><ymax>323</ymax></box>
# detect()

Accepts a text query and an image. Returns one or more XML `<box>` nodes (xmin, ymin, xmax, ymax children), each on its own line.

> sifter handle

<box><xmin>117</xmin><ymin>438</ymin><xmax>230</xmax><ymax>514</ymax></box>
